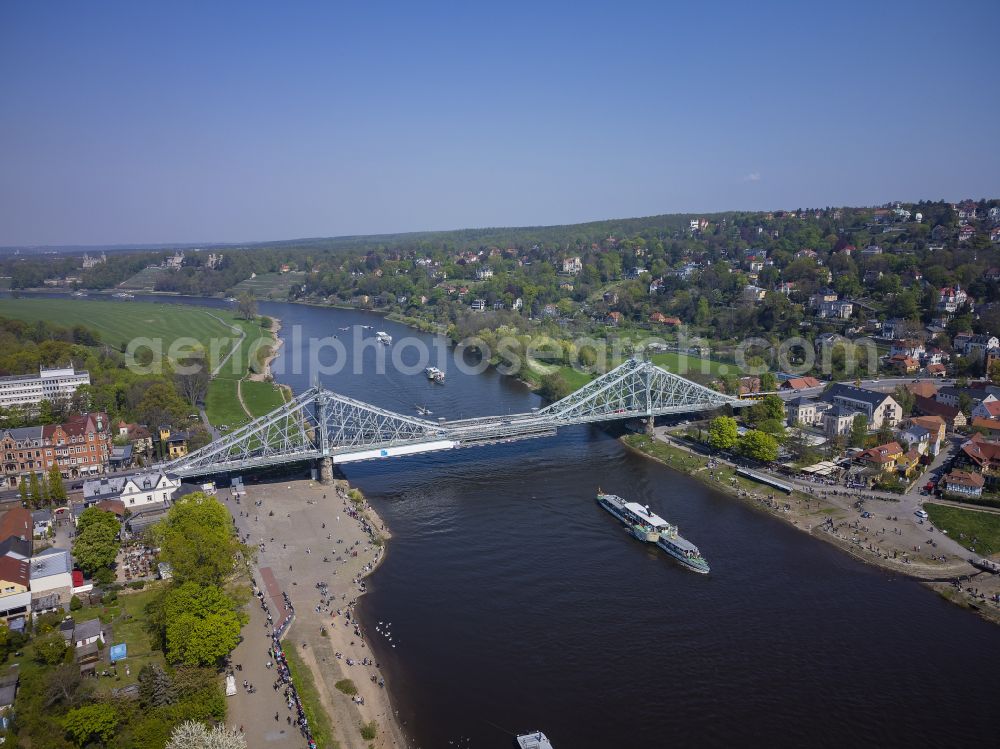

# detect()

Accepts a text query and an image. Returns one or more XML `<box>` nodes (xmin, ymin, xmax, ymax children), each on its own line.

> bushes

<box><xmin>335</xmin><ymin>678</ymin><xmax>357</xmax><ymax>695</ymax></box>
<box><xmin>360</xmin><ymin>720</ymin><xmax>378</xmax><ymax>740</ymax></box>
<box><xmin>69</xmin><ymin>595</ymin><xmax>83</xmax><ymax>611</ymax></box>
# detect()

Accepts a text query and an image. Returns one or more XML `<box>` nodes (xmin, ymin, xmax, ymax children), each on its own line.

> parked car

<box><xmin>915</xmin><ymin>509</ymin><xmax>929</xmax><ymax>519</ymax></box>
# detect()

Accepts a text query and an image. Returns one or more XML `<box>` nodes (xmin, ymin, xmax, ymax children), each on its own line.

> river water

<box><xmin>22</xmin><ymin>293</ymin><xmax>1000</xmax><ymax>746</ymax></box>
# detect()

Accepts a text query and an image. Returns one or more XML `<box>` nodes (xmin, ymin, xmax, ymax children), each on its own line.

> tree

<box><xmin>48</xmin><ymin>464</ymin><xmax>67</xmax><ymax>503</ymax></box>
<box><xmin>748</xmin><ymin>394</ymin><xmax>785</xmax><ymax>424</ymax></box>
<box><xmin>138</xmin><ymin>663</ymin><xmax>176</xmax><ymax>708</ymax></box>
<box><xmin>237</xmin><ymin>292</ymin><xmax>258</xmax><ymax>321</ymax></box>
<box><xmin>893</xmin><ymin>385</ymin><xmax>915</xmax><ymax>417</ymax></box>
<box><xmin>163</xmin><ymin>582</ymin><xmax>244</xmax><ymax>666</ymax></box>
<box><xmin>849</xmin><ymin>414</ymin><xmax>868</xmax><ymax>448</ymax></box>
<box><xmin>166</xmin><ymin>720</ymin><xmax>247</xmax><ymax>749</ymax></box>
<box><xmin>175</xmin><ymin>351</ymin><xmax>211</xmax><ymax>406</ymax></box>
<box><xmin>875</xmin><ymin>421</ymin><xmax>894</xmax><ymax>445</ymax></box>
<box><xmin>737</xmin><ymin>429</ymin><xmax>779</xmax><ymax>463</ymax></box>
<box><xmin>990</xmin><ymin>359</ymin><xmax>1000</xmax><ymax>385</ymax></box>
<box><xmin>34</xmin><ymin>632</ymin><xmax>69</xmax><ymax>665</ymax></box>
<box><xmin>62</xmin><ymin>702</ymin><xmax>121</xmax><ymax>746</ymax></box>
<box><xmin>136</xmin><ymin>382</ymin><xmax>190</xmax><ymax>431</ymax></box>
<box><xmin>760</xmin><ymin>371</ymin><xmax>778</xmax><ymax>392</ymax></box>
<box><xmin>18</xmin><ymin>476</ymin><xmax>28</xmax><ymax>504</ymax></box>
<box><xmin>153</xmin><ymin>493</ymin><xmax>246</xmax><ymax>587</ymax></box>
<box><xmin>45</xmin><ymin>663</ymin><xmax>89</xmax><ymax>708</ymax></box>
<box><xmin>72</xmin><ymin>507</ymin><xmax>120</xmax><ymax>575</ymax></box>
<box><xmin>28</xmin><ymin>471</ymin><xmax>42</xmax><ymax>507</ymax></box>
<box><xmin>707</xmin><ymin>416</ymin><xmax>739</xmax><ymax>450</ymax></box>
<box><xmin>756</xmin><ymin>418</ymin><xmax>787</xmax><ymax>442</ymax></box>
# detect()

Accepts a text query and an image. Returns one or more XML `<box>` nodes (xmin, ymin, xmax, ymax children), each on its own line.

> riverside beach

<box><xmin>225</xmin><ymin>477</ymin><xmax>408</xmax><ymax>749</ymax></box>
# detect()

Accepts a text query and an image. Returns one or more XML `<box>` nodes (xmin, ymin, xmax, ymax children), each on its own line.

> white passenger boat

<box><xmin>376</xmin><ymin>331</ymin><xmax>392</xmax><ymax>344</ymax></box>
<box><xmin>596</xmin><ymin>492</ymin><xmax>667</xmax><ymax>543</ymax></box>
<box><xmin>656</xmin><ymin>525</ymin><xmax>710</xmax><ymax>574</ymax></box>
<box><xmin>425</xmin><ymin>366</ymin><xmax>445</xmax><ymax>382</ymax></box>
<box><xmin>515</xmin><ymin>731</ymin><xmax>554</xmax><ymax>749</ymax></box>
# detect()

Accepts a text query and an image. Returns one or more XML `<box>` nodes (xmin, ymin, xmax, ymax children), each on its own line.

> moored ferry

<box><xmin>376</xmin><ymin>331</ymin><xmax>392</xmax><ymax>344</ymax></box>
<box><xmin>596</xmin><ymin>491</ymin><xmax>669</xmax><ymax>543</ymax></box>
<box><xmin>656</xmin><ymin>525</ymin><xmax>710</xmax><ymax>574</ymax></box>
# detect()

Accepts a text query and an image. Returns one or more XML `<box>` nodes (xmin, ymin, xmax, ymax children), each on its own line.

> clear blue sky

<box><xmin>1</xmin><ymin>0</ymin><xmax>997</xmax><ymax>246</ymax></box>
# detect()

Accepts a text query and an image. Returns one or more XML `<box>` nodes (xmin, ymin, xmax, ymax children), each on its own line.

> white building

<box><xmin>475</xmin><ymin>267</ymin><xmax>494</xmax><ymax>280</ymax></box>
<box><xmin>29</xmin><ymin>548</ymin><xmax>73</xmax><ymax>615</ymax></box>
<box><xmin>0</xmin><ymin>368</ymin><xmax>90</xmax><ymax>410</ymax></box>
<box><xmin>561</xmin><ymin>257</ymin><xmax>583</xmax><ymax>274</ymax></box>
<box><xmin>82</xmin><ymin>471</ymin><xmax>180</xmax><ymax>509</ymax></box>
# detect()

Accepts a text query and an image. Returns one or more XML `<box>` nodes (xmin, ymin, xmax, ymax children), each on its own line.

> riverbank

<box><xmin>228</xmin><ymin>477</ymin><xmax>408</xmax><ymax>749</ymax></box>
<box><xmin>622</xmin><ymin>432</ymin><xmax>1000</xmax><ymax>625</ymax></box>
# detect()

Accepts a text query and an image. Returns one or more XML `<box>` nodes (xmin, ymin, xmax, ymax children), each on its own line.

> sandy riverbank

<box><xmin>228</xmin><ymin>477</ymin><xmax>409</xmax><ymax>749</ymax></box>
<box><xmin>622</xmin><ymin>433</ymin><xmax>1000</xmax><ymax>625</ymax></box>
<box><xmin>249</xmin><ymin>315</ymin><xmax>285</xmax><ymax>383</ymax></box>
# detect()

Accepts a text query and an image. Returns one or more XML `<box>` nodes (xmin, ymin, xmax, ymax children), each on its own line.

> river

<box><xmin>22</xmin><ymin>293</ymin><xmax>1000</xmax><ymax>746</ymax></box>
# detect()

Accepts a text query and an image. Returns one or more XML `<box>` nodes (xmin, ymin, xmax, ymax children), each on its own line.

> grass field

<box><xmin>118</xmin><ymin>266</ymin><xmax>167</xmax><ymax>290</ymax></box>
<box><xmin>651</xmin><ymin>351</ymin><xmax>731</xmax><ymax>376</ymax></box>
<box><xmin>925</xmin><ymin>503</ymin><xmax>1000</xmax><ymax>556</ymax></box>
<box><xmin>283</xmin><ymin>642</ymin><xmax>338</xmax><ymax>749</ymax></box>
<box><xmin>241</xmin><ymin>379</ymin><xmax>287</xmax><ymax>414</ymax></box>
<box><xmin>229</xmin><ymin>271</ymin><xmax>306</xmax><ymax>299</ymax></box>
<box><xmin>204</xmin><ymin>316</ymin><xmax>281</xmax><ymax>427</ymax></box>
<box><xmin>0</xmin><ymin>297</ymin><xmax>236</xmax><ymax>368</ymax></box>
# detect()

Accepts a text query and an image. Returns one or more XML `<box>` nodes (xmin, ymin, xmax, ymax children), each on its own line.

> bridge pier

<box><xmin>318</xmin><ymin>456</ymin><xmax>334</xmax><ymax>485</ymax></box>
<box><xmin>645</xmin><ymin>417</ymin><xmax>655</xmax><ymax>436</ymax></box>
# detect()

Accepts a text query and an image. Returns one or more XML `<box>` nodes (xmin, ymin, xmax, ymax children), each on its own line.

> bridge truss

<box><xmin>167</xmin><ymin>358</ymin><xmax>741</xmax><ymax>478</ymax></box>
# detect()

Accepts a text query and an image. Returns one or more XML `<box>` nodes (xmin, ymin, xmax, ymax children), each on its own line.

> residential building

<box><xmin>823</xmin><ymin>405</ymin><xmax>857</xmax><ymax>437</ymax></box>
<box><xmin>0</xmin><ymin>368</ymin><xmax>90</xmax><ymax>410</ymax></box>
<box><xmin>475</xmin><ymin>267</ymin><xmax>493</xmax><ymax>280</ymax></box>
<box><xmin>857</xmin><ymin>442</ymin><xmax>903</xmax><ymax>472</ymax></box>
<box><xmin>971</xmin><ymin>417</ymin><xmax>1000</xmax><ymax>436</ymax></box>
<box><xmin>971</xmin><ymin>400</ymin><xmax>1000</xmax><ymax>421</ymax></box>
<box><xmin>900</xmin><ymin>425</ymin><xmax>932</xmax><ymax>455</ymax></box>
<box><xmin>913</xmin><ymin>396</ymin><xmax>967</xmax><ymax>430</ymax></box>
<box><xmin>786</xmin><ymin>397</ymin><xmax>819</xmax><ymax>426</ymax></box>
<box><xmin>809</xmin><ymin>289</ymin><xmax>839</xmax><ymax>308</ymax></box>
<box><xmin>156</xmin><ymin>427</ymin><xmax>188</xmax><ymax>459</ymax></box>
<box><xmin>963</xmin><ymin>334</ymin><xmax>999</xmax><ymax>358</ymax></box>
<box><xmin>28</xmin><ymin>548</ymin><xmax>73</xmax><ymax>615</ymax></box>
<box><xmin>83</xmin><ymin>471</ymin><xmax>180</xmax><ymax>509</ymax></box>
<box><xmin>936</xmin><ymin>386</ymin><xmax>995</xmax><ymax>410</ymax></box>
<box><xmin>818</xmin><ymin>299</ymin><xmax>853</xmax><ymax>319</ymax></box>
<box><xmin>909</xmin><ymin>415</ymin><xmax>946</xmax><ymax>455</ymax></box>
<box><xmin>0</xmin><ymin>556</ymin><xmax>31</xmax><ymax>622</ymax></box>
<box><xmin>780</xmin><ymin>376</ymin><xmax>823</xmax><ymax>390</ymax></box>
<box><xmin>0</xmin><ymin>509</ymin><xmax>31</xmax><ymax>546</ymax></box>
<box><xmin>890</xmin><ymin>339</ymin><xmax>925</xmax><ymax>359</ymax></box>
<box><xmin>938</xmin><ymin>286</ymin><xmax>969</xmax><ymax>313</ymax></box>
<box><xmin>819</xmin><ymin>384</ymin><xmax>902</xmax><ymax>429</ymax></box>
<box><xmin>743</xmin><ymin>285</ymin><xmax>767</xmax><ymax>302</ymax></box>
<box><xmin>42</xmin><ymin>413</ymin><xmax>113</xmax><ymax>478</ymax></box>
<box><xmin>942</xmin><ymin>469</ymin><xmax>984</xmax><ymax>498</ymax></box>
<box><xmin>957</xmin><ymin>435</ymin><xmax>1000</xmax><ymax>488</ymax></box>
<box><xmin>561</xmin><ymin>257</ymin><xmax>582</xmax><ymax>275</ymax></box>
<box><xmin>68</xmin><ymin>618</ymin><xmax>104</xmax><ymax>649</ymax></box>
<box><xmin>649</xmin><ymin>312</ymin><xmax>681</xmax><ymax>326</ymax></box>
<box><xmin>30</xmin><ymin>510</ymin><xmax>52</xmax><ymax>537</ymax></box>
<box><xmin>888</xmin><ymin>354</ymin><xmax>919</xmax><ymax>374</ymax></box>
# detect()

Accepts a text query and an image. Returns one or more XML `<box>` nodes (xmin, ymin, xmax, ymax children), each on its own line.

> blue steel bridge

<box><xmin>165</xmin><ymin>357</ymin><xmax>743</xmax><ymax>481</ymax></box>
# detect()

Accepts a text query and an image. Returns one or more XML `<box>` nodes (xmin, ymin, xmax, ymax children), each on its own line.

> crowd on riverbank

<box><xmin>226</xmin><ymin>478</ymin><xmax>408</xmax><ymax>749</ymax></box>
